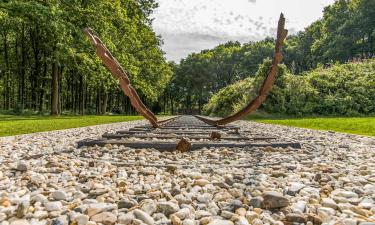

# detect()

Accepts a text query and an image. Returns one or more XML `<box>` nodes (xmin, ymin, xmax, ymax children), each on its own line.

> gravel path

<box><xmin>0</xmin><ymin>119</ymin><xmax>374</xmax><ymax>225</ymax></box>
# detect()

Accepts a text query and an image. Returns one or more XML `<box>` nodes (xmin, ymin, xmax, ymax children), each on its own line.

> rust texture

<box><xmin>197</xmin><ymin>13</ymin><xmax>288</xmax><ymax>126</ymax></box>
<box><xmin>84</xmin><ymin>28</ymin><xmax>159</xmax><ymax>128</ymax></box>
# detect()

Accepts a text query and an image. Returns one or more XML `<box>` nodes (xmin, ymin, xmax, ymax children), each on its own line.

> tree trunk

<box><xmin>51</xmin><ymin>62</ymin><xmax>59</xmax><ymax>115</ymax></box>
<box><xmin>101</xmin><ymin>91</ymin><xmax>108</xmax><ymax>115</ymax></box>
<box><xmin>2</xmin><ymin>30</ymin><xmax>10</xmax><ymax>110</ymax></box>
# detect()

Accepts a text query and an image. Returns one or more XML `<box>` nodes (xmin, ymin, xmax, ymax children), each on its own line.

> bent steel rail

<box><xmin>196</xmin><ymin>13</ymin><xmax>288</xmax><ymax>125</ymax></box>
<box><xmin>84</xmin><ymin>28</ymin><xmax>159</xmax><ymax>127</ymax></box>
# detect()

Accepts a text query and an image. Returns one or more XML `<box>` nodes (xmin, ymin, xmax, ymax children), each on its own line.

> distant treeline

<box><xmin>0</xmin><ymin>0</ymin><xmax>172</xmax><ymax>115</ymax></box>
<box><xmin>166</xmin><ymin>0</ymin><xmax>375</xmax><ymax>115</ymax></box>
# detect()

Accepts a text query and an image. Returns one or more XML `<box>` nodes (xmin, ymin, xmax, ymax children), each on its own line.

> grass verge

<box><xmin>0</xmin><ymin>115</ymin><xmax>143</xmax><ymax>137</ymax></box>
<box><xmin>247</xmin><ymin>116</ymin><xmax>375</xmax><ymax>137</ymax></box>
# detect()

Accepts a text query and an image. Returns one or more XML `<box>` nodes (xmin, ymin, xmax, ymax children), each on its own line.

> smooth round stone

<box><xmin>31</xmin><ymin>194</ymin><xmax>48</xmax><ymax>204</ymax></box>
<box><xmin>133</xmin><ymin>209</ymin><xmax>155</xmax><ymax>225</ymax></box>
<box><xmin>16</xmin><ymin>162</ymin><xmax>28</xmax><ymax>172</ymax></box>
<box><xmin>194</xmin><ymin>179</ymin><xmax>210</xmax><ymax>187</ymax></box>
<box><xmin>52</xmin><ymin>191</ymin><xmax>67</xmax><ymax>201</ymax></box>
<box><xmin>322</xmin><ymin>198</ymin><xmax>338</xmax><ymax>209</ymax></box>
<box><xmin>90</xmin><ymin>212</ymin><xmax>117</xmax><ymax>225</ymax></box>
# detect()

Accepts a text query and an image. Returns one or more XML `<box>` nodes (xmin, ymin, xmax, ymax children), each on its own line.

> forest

<box><xmin>0</xmin><ymin>0</ymin><xmax>172</xmax><ymax>115</ymax></box>
<box><xmin>0</xmin><ymin>0</ymin><xmax>374</xmax><ymax>117</ymax></box>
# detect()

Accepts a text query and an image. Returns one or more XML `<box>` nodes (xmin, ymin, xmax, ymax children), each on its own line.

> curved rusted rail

<box><xmin>196</xmin><ymin>13</ymin><xmax>288</xmax><ymax>126</ymax></box>
<box><xmin>84</xmin><ymin>28</ymin><xmax>160</xmax><ymax>128</ymax></box>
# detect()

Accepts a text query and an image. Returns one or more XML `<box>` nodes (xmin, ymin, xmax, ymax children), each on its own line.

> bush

<box><xmin>204</xmin><ymin>59</ymin><xmax>375</xmax><ymax>116</ymax></box>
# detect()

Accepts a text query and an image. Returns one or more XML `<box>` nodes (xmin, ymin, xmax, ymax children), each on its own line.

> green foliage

<box><xmin>204</xmin><ymin>59</ymin><xmax>375</xmax><ymax>117</ymax></box>
<box><xmin>203</xmin><ymin>77</ymin><xmax>255</xmax><ymax>116</ymax></box>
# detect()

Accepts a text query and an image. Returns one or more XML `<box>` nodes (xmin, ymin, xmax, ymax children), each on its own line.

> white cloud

<box><xmin>152</xmin><ymin>0</ymin><xmax>335</xmax><ymax>62</ymax></box>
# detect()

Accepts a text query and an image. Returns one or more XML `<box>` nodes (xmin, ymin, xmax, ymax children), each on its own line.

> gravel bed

<box><xmin>0</xmin><ymin>118</ymin><xmax>374</xmax><ymax>225</ymax></box>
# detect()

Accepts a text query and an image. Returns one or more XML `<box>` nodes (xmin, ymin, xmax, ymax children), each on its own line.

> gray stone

<box><xmin>140</xmin><ymin>199</ymin><xmax>157</xmax><ymax>215</ymax></box>
<box><xmin>249</xmin><ymin>197</ymin><xmax>263</xmax><ymax>208</ymax></box>
<box><xmin>31</xmin><ymin>194</ymin><xmax>48</xmax><ymax>204</ymax></box>
<box><xmin>133</xmin><ymin>209</ymin><xmax>155</xmax><ymax>225</ymax></box>
<box><xmin>287</xmin><ymin>182</ymin><xmax>305</xmax><ymax>196</ymax></box>
<box><xmin>52</xmin><ymin>190</ymin><xmax>67</xmax><ymax>201</ymax></box>
<box><xmin>118</xmin><ymin>199</ymin><xmax>137</xmax><ymax>209</ymax></box>
<box><xmin>90</xmin><ymin>212</ymin><xmax>117</xmax><ymax>225</ymax></box>
<box><xmin>51</xmin><ymin>218</ymin><xmax>64</xmax><ymax>225</ymax></box>
<box><xmin>45</xmin><ymin>201</ymin><xmax>62</xmax><ymax>211</ymax></box>
<box><xmin>285</xmin><ymin>213</ymin><xmax>306</xmax><ymax>223</ymax></box>
<box><xmin>118</xmin><ymin>213</ymin><xmax>135</xmax><ymax>225</ymax></box>
<box><xmin>159</xmin><ymin>201</ymin><xmax>180</xmax><ymax>216</ymax></box>
<box><xmin>86</xmin><ymin>203</ymin><xmax>115</xmax><ymax>217</ymax></box>
<box><xmin>262</xmin><ymin>191</ymin><xmax>289</xmax><ymax>209</ymax></box>
<box><xmin>16</xmin><ymin>162</ymin><xmax>28</xmax><ymax>172</ymax></box>
<box><xmin>321</xmin><ymin>198</ymin><xmax>338</xmax><ymax>209</ymax></box>
<box><xmin>16</xmin><ymin>201</ymin><xmax>29</xmax><ymax>218</ymax></box>
<box><xmin>195</xmin><ymin>210</ymin><xmax>211</xmax><ymax>219</ymax></box>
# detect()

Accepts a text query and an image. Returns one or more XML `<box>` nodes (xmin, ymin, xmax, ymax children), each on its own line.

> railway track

<box><xmin>77</xmin><ymin>115</ymin><xmax>301</xmax><ymax>151</ymax></box>
<box><xmin>78</xmin><ymin>14</ymin><xmax>299</xmax><ymax>151</ymax></box>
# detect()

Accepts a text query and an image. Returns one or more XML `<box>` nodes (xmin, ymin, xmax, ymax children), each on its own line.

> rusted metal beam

<box><xmin>196</xmin><ymin>14</ymin><xmax>288</xmax><ymax>126</ymax></box>
<box><xmin>117</xmin><ymin>130</ymin><xmax>239</xmax><ymax>135</ymax></box>
<box><xmin>84</xmin><ymin>28</ymin><xmax>160</xmax><ymax>128</ymax></box>
<box><xmin>101</xmin><ymin>133</ymin><xmax>273</xmax><ymax>141</ymax></box>
<box><xmin>77</xmin><ymin>139</ymin><xmax>301</xmax><ymax>149</ymax></box>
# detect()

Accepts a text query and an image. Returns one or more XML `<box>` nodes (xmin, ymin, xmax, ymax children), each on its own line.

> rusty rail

<box><xmin>196</xmin><ymin>14</ymin><xmax>288</xmax><ymax>125</ymax></box>
<box><xmin>84</xmin><ymin>28</ymin><xmax>160</xmax><ymax>127</ymax></box>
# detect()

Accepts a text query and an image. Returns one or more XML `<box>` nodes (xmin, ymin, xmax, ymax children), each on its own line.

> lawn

<box><xmin>0</xmin><ymin>115</ymin><xmax>143</xmax><ymax>137</ymax></box>
<box><xmin>249</xmin><ymin>116</ymin><xmax>375</xmax><ymax>137</ymax></box>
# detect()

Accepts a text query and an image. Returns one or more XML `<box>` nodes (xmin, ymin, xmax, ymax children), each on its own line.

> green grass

<box><xmin>0</xmin><ymin>115</ymin><xmax>143</xmax><ymax>137</ymax></box>
<box><xmin>247</xmin><ymin>116</ymin><xmax>375</xmax><ymax>137</ymax></box>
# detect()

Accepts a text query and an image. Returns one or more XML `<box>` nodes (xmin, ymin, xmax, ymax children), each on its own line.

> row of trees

<box><xmin>0</xmin><ymin>0</ymin><xmax>172</xmax><ymax>115</ymax></box>
<box><xmin>166</xmin><ymin>0</ymin><xmax>375</xmax><ymax>115</ymax></box>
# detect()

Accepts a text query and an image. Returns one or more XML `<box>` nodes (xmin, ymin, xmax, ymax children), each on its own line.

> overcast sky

<box><xmin>152</xmin><ymin>0</ymin><xmax>335</xmax><ymax>62</ymax></box>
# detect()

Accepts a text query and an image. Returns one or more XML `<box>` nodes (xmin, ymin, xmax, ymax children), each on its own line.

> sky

<box><xmin>152</xmin><ymin>0</ymin><xmax>335</xmax><ymax>62</ymax></box>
